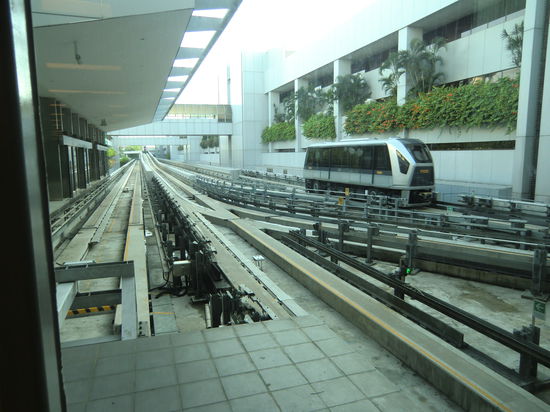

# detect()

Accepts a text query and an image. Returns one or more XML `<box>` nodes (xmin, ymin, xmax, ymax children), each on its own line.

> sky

<box><xmin>176</xmin><ymin>0</ymin><xmax>374</xmax><ymax>104</ymax></box>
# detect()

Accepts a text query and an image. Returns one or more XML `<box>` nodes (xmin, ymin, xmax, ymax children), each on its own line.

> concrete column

<box><xmin>219</xmin><ymin>135</ymin><xmax>232</xmax><ymax>166</ymax></box>
<box><xmin>294</xmin><ymin>78</ymin><xmax>308</xmax><ymax>152</ymax></box>
<box><xmin>512</xmin><ymin>0</ymin><xmax>547</xmax><ymax>200</ymax></box>
<box><xmin>534</xmin><ymin>4</ymin><xmax>550</xmax><ymax>202</ymax></box>
<box><xmin>397</xmin><ymin>26</ymin><xmax>423</xmax><ymax>106</ymax></box>
<box><xmin>333</xmin><ymin>59</ymin><xmax>352</xmax><ymax>141</ymax></box>
<box><xmin>39</xmin><ymin>97</ymin><xmax>64</xmax><ymax>200</ymax></box>
<box><xmin>268</xmin><ymin>91</ymin><xmax>280</xmax><ymax>152</ymax></box>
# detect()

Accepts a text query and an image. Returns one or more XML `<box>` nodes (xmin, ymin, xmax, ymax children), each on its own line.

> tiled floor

<box><xmin>62</xmin><ymin>316</ymin><xmax>417</xmax><ymax>411</ymax></box>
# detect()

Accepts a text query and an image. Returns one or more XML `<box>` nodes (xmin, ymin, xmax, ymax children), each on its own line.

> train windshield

<box><xmin>404</xmin><ymin>143</ymin><xmax>432</xmax><ymax>163</ymax></box>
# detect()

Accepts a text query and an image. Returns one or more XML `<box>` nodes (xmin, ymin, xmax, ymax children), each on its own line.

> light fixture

<box><xmin>101</xmin><ymin>119</ymin><xmax>107</xmax><ymax>126</ymax></box>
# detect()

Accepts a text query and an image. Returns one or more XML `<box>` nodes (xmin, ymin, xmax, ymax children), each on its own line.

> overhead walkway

<box><xmin>110</xmin><ymin>104</ymin><xmax>233</xmax><ymax>146</ymax></box>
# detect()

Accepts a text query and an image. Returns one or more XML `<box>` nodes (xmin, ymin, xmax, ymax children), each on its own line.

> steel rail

<box><xmin>284</xmin><ymin>230</ymin><xmax>550</xmax><ymax>369</ymax></box>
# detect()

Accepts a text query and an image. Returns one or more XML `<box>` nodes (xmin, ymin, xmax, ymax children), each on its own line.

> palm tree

<box><xmin>400</xmin><ymin>37</ymin><xmax>446</xmax><ymax>97</ymax></box>
<box><xmin>379</xmin><ymin>51</ymin><xmax>404</xmax><ymax>97</ymax></box>
<box><xmin>502</xmin><ymin>22</ymin><xmax>524</xmax><ymax>68</ymax></box>
<box><xmin>332</xmin><ymin>73</ymin><xmax>371</xmax><ymax>112</ymax></box>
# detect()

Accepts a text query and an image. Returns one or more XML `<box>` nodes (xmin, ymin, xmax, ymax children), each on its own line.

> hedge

<box><xmin>261</xmin><ymin>122</ymin><xmax>296</xmax><ymax>143</ymax></box>
<box><xmin>344</xmin><ymin>77</ymin><xmax>519</xmax><ymax>135</ymax></box>
<box><xmin>303</xmin><ymin>114</ymin><xmax>336</xmax><ymax>140</ymax></box>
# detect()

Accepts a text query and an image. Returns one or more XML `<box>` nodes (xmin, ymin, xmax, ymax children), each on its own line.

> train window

<box><xmin>348</xmin><ymin>147</ymin><xmax>363</xmax><ymax>169</ymax></box>
<box><xmin>360</xmin><ymin>146</ymin><xmax>373</xmax><ymax>170</ymax></box>
<box><xmin>330</xmin><ymin>147</ymin><xmax>347</xmax><ymax>168</ymax></box>
<box><xmin>405</xmin><ymin>143</ymin><xmax>432</xmax><ymax>163</ymax></box>
<box><xmin>396</xmin><ymin>150</ymin><xmax>410</xmax><ymax>174</ymax></box>
<box><xmin>305</xmin><ymin>149</ymin><xmax>315</xmax><ymax>168</ymax></box>
<box><xmin>319</xmin><ymin>148</ymin><xmax>330</xmax><ymax>168</ymax></box>
<box><xmin>374</xmin><ymin>145</ymin><xmax>391</xmax><ymax>171</ymax></box>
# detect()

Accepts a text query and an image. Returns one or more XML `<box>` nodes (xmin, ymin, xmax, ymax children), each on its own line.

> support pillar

<box><xmin>39</xmin><ymin>97</ymin><xmax>64</xmax><ymax>200</ymax></box>
<box><xmin>534</xmin><ymin>2</ymin><xmax>550</xmax><ymax>202</ymax></box>
<box><xmin>294</xmin><ymin>78</ymin><xmax>308</xmax><ymax>152</ymax></box>
<box><xmin>512</xmin><ymin>0</ymin><xmax>548</xmax><ymax>200</ymax></box>
<box><xmin>268</xmin><ymin>91</ymin><xmax>280</xmax><ymax>152</ymax></box>
<box><xmin>397</xmin><ymin>26</ymin><xmax>423</xmax><ymax>106</ymax></box>
<box><xmin>333</xmin><ymin>59</ymin><xmax>352</xmax><ymax>141</ymax></box>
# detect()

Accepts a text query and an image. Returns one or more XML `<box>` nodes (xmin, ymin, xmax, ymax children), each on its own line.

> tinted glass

<box><xmin>405</xmin><ymin>143</ymin><xmax>432</xmax><ymax>163</ymax></box>
<box><xmin>374</xmin><ymin>145</ymin><xmax>391</xmax><ymax>171</ymax></box>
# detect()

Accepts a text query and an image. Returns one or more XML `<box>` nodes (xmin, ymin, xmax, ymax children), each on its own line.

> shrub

<box><xmin>261</xmin><ymin>122</ymin><xmax>296</xmax><ymax>143</ymax></box>
<box><xmin>345</xmin><ymin>77</ymin><xmax>519</xmax><ymax>134</ymax></box>
<box><xmin>303</xmin><ymin>114</ymin><xmax>336</xmax><ymax>140</ymax></box>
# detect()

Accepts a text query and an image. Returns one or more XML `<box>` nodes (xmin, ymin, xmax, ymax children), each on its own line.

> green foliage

<box><xmin>379</xmin><ymin>38</ymin><xmax>446</xmax><ymax>100</ymax></box>
<box><xmin>200</xmin><ymin>135</ymin><xmax>219</xmax><ymax>149</ymax></box>
<box><xmin>122</xmin><ymin>145</ymin><xmax>142</xmax><ymax>151</ymax></box>
<box><xmin>106</xmin><ymin>147</ymin><xmax>116</xmax><ymax>158</ymax></box>
<box><xmin>281</xmin><ymin>97</ymin><xmax>296</xmax><ymax>123</ymax></box>
<box><xmin>303</xmin><ymin>114</ymin><xmax>336</xmax><ymax>140</ymax></box>
<box><xmin>332</xmin><ymin>73</ymin><xmax>371</xmax><ymax>113</ymax></box>
<box><xmin>502</xmin><ymin>22</ymin><xmax>524</xmax><ymax>67</ymax></box>
<box><xmin>261</xmin><ymin>122</ymin><xmax>296</xmax><ymax>143</ymax></box>
<box><xmin>120</xmin><ymin>156</ymin><xmax>130</xmax><ymax>166</ymax></box>
<box><xmin>345</xmin><ymin>77</ymin><xmax>519</xmax><ymax>134</ymax></box>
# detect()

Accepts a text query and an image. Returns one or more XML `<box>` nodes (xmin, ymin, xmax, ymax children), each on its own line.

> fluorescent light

<box><xmin>181</xmin><ymin>31</ymin><xmax>216</xmax><ymax>48</ymax></box>
<box><xmin>167</xmin><ymin>76</ymin><xmax>188</xmax><ymax>82</ymax></box>
<box><xmin>48</xmin><ymin>89</ymin><xmax>125</xmax><ymax>95</ymax></box>
<box><xmin>163</xmin><ymin>88</ymin><xmax>180</xmax><ymax>92</ymax></box>
<box><xmin>192</xmin><ymin>9</ymin><xmax>228</xmax><ymax>18</ymax></box>
<box><xmin>173</xmin><ymin>58</ymin><xmax>199</xmax><ymax>68</ymax></box>
<box><xmin>163</xmin><ymin>97</ymin><xmax>175</xmax><ymax>100</ymax></box>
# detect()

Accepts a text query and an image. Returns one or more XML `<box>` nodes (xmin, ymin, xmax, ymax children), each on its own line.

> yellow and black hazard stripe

<box><xmin>67</xmin><ymin>305</ymin><xmax>117</xmax><ymax>316</ymax></box>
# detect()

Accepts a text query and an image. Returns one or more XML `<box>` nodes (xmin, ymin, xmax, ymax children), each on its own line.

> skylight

<box><xmin>173</xmin><ymin>58</ymin><xmax>199</xmax><ymax>68</ymax></box>
<box><xmin>167</xmin><ymin>76</ymin><xmax>189</xmax><ymax>82</ymax></box>
<box><xmin>191</xmin><ymin>9</ymin><xmax>229</xmax><ymax>19</ymax></box>
<box><xmin>180</xmin><ymin>31</ymin><xmax>216</xmax><ymax>48</ymax></box>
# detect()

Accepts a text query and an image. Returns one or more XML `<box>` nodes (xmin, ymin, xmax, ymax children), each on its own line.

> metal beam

<box><xmin>55</xmin><ymin>261</ymin><xmax>134</xmax><ymax>283</ymax></box>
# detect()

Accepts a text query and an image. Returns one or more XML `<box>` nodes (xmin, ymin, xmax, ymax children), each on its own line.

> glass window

<box><xmin>405</xmin><ymin>143</ymin><xmax>432</xmax><ymax>163</ymax></box>
<box><xmin>374</xmin><ymin>145</ymin><xmax>391</xmax><ymax>171</ymax></box>
<box><xmin>396</xmin><ymin>150</ymin><xmax>410</xmax><ymax>174</ymax></box>
<box><xmin>330</xmin><ymin>147</ymin><xmax>347</xmax><ymax>168</ymax></box>
<box><xmin>319</xmin><ymin>148</ymin><xmax>330</xmax><ymax>168</ymax></box>
<box><xmin>348</xmin><ymin>146</ymin><xmax>363</xmax><ymax>169</ymax></box>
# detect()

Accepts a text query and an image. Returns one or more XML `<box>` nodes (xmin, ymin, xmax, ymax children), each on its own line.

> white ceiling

<box><xmin>33</xmin><ymin>10</ymin><xmax>192</xmax><ymax>132</ymax></box>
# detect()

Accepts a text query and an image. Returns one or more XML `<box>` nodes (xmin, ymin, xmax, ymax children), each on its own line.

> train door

<box><xmin>360</xmin><ymin>146</ymin><xmax>374</xmax><ymax>187</ymax></box>
<box><xmin>372</xmin><ymin>145</ymin><xmax>392</xmax><ymax>188</ymax></box>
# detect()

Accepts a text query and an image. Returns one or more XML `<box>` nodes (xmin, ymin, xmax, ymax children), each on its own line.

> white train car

<box><xmin>304</xmin><ymin>138</ymin><xmax>434</xmax><ymax>206</ymax></box>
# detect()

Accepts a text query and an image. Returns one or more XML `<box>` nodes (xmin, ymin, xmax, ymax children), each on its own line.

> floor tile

<box><xmin>370</xmin><ymin>391</ymin><xmax>416</xmax><ymax>411</ymax></box>
<box><xmin>302</xmin><ymin>325</ymin><xmax>338</xmax><ymax>341</ymax></box>
<box><xmin>64</xmin><ymin>379</ymin><xmax>93</xmax><ymax>404</ymax></box>
<box><xmin>240</xmin><ymin>333</ymin><xmax>279</xmax><ymax>351</ymax></box>
<box><xmin>171</xmin><ymin>330</ymin><xmax>204</xmax><ymax>347</ymax></box>
<box><xmin>331</xmin><ymin>353</ymin><xmax>376</xmax><ymax>375</ymax></box>
<box><xmin>207</xmin><ymin>338</ymin><xmax>245</xmax><ymax>358</ymax></box>
<box><xmin>264</xmin><ymin>319</ymin><xmax>297</xmax><ymax>332</ymax></box>
<box><xmin>179</xmin><ymin>378</ymin><xmax>226</xmax><ymax>409</ymax></box>
<box><xmin>97</xmin><ymin>340</ymin><xmax>135</xmax><ymax>358</ymax></box>
<box><xmin>136</xmin><ymin>347</ymin><xmax>174</xmax><ymax>369</ymax></box>
<box><xmin>86</xmin><ymin>394</ymin><xmax>134</xmax><ymax>412</ymax></box>
<box><xmin>271</xmin><ymin>384</ymin><xmax>326</xmax><ymax>411</ymax></box>
<box><xmin>221</xmin><ymin>371</ymin><xmax>267</xmax><ymax>399</ymax></box>
<box><xmin>213</xmin><ymin>353</ymin><xmax>256</xmax><ymax>376</ymax></box>
<box><xmin>135</xmin><ymin>365</ymin><xmax>177</xmax><ymax>391</ymax></box>
<box><xmin>249</xmin><ymin>347</ymin><xmax>292</xmax><ymax>369</ymax></box>
<box><xmin>229</xmin><ymin>393</ymin><xmax>280</xmax><ymax>412</ymax></box>
<box><xmin>292</xmin><ymin>316</ymin><xmax>324</xmax><ymax>328</ymax></box>
<box><xmin>283</xmin><ymin>342</ymin><xmax>325</xmax><ymax>363</ymax></box>
<box><xmin>89</xmin><ymin>372</ymin><xmax>135</xmax><ymax>400</ymax></box>
<box><xmin>329</xmin><ymin>398</ymin><xmax>379</xmax><ymax>412</ymax></box>
<box><xmin>135</xmin><ymin>385</ymin><xmax>181</xmax><ymax>412</ymax></box>
<box><xmin>314</xmin><ymin>337</ymin><xmax>354</xmax><ymax>357</ymax></box>
<box><xmin>259</xmin><ymin>365</ymin><xmax>307</xmax><ymax>391</ymax></box>
<box><xmin>95</xmin><ymin>353</ymin><xmax>135</xmax><ymax>377</ymax></box>
<box><xmin>174</xmin><ymin>343</ymin><xmax>210</xmax><ymax>364</ymax></box>
<box><xmin>233</xmin><ymin>322</ymin><xmax>268</xmax><ymax>337</ymax></box>
<box><xmin>203</xmin><ymin>326</ymin><xmax>236</xmax><ymax>342</ymax></box>
<box><xmin>272</xmin><ymin>329</ymin><xmax>310</xmax><ymax>346</ymax></box>
<box><xmin>296</xmin><ymin>358</ymin><xmax>342</xmax><ymax>383</ymax></box>
<box><xmin>349</xmin><ymin>370</ymin><xmax>400</xmax><ymax>398</ymax></box>
<box><xmin>66</xmin><ymin>402</ymin><xmax>86</xmax><ymax>412</ymax></box>
<box><xmin>183</xmin><ymin>401</ymin><xmax>232</xmax><ymax>412</ymax></box>
<box><xmin>134</xmin><ymin>335</ymin><xmax>172</xmax><ymax>352</ymax></box>
<box><xmin>62</xmin><ymin>359</ymin><xmax>95</xmax><ymax>382</ymax></box>
<box><xmin>311</xmin><ymin>377</ymin><xmax>365</xmax><ymax>407</ymax></box>
<box><xmin>176</xmin><ymin>359</ymin><xmax>218</xmax><ymax>383</ymax></box>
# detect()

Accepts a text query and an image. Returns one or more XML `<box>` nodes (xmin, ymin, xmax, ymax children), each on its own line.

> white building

<box><xmin>113</xmin><ymin>0</ymin><xmax>550</xmax><ymax>203</ymax></box>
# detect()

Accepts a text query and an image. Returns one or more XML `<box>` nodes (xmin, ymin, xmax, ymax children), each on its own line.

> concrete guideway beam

<box><xmin>227</xmin><ymin>219</ymin><xmax>549</xmax><ymax>412</ymax></box>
